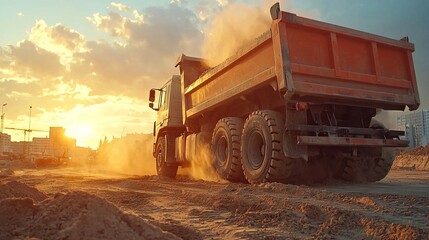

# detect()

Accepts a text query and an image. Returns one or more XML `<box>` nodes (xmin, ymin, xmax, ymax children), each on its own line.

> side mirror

<box><xmin>149</xmin><ymin>102</ymin><xmax>159</xmax><ymax>111</ymax></box>
<box><xmin>149</xmin><ymin>89</ymin><xmax>156</xmax><ymax>102</ymax></box>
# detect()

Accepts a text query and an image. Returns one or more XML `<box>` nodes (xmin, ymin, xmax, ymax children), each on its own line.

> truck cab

<box><xmin>149</xmin><ymin>75</ymin><xmax>183</xmax><ymax>138</ymax></box>
<box><xmin>148</xmin><ymin>75</ymin><xmax>184</xmax><ymax>177</ymax></box>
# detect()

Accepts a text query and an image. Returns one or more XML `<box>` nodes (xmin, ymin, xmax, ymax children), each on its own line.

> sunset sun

<box><xmin>65</xmin><ymin>125</ymin><xmax>93</xmax><ymax>145</ymax></box>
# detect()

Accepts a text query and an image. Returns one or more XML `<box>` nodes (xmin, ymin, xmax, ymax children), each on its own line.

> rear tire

<box><xmin>212</xmin><ymin>117</ymin><xmax>246</xmax><ymax>182</ymax></box>
<box><xmin>155</xmin><ymin>136</ymin><xmax>178</xmax><ymax>178</ymax></box>
<box><xmin>341</xmin><ymin>149</ymin><xmax>395</xmax><ymax>183</ymax></box>
<box><xmin>341</xmin><ymin>156</ymin><xmax>368</xmax><ymax>182</ymax></box>
<box><xmin>241</xmin><ymin>110</ymin><xmax>294</xmax><ymax>184</ymax></box>
<box><xmin>367</xmin><ymin>121</ymin><xmax>394</xmax><ymax>182</ymax></box>
<box><xmin>340</xmin><ymin>121</ymin><xmax>395</xmax><ymax>183</ymax></box>
<box><xmin>366</xmin><ymin>149</ymin><xmax>394</xmax><ymax>182</ymax></box>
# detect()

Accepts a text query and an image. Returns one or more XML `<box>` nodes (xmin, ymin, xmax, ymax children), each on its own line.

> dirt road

<box><xmin>1</xmin><ymin>167</ymin><xmax>428</xmax><ymax>239</ymax></box>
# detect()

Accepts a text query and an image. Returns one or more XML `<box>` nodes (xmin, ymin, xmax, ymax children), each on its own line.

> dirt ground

<box><xmin>393</xmin><ymin>145</ymin><xmax>429</xmax><ymax>171</ymax></box>
<box><xmin>0</xmin><ymin>163</ymin><xmax>428</xmax><ymax>240</ymax></box>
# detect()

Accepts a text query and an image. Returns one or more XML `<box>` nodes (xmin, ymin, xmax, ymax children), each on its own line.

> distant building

<box><xmin>31</xmin><ymin>137</ymin><xmax>53</xmax><ymax>155</ymax></box>
<box><xmin>3</xmin><ymin>126</ymin><xmax>93</xmax><ymax>161</ymax></box>
<box><xmin>10</xmin><ymin>141</ymin><xmax>28</xmax><ymax>155</ymax></box>
<box><xmin>397</xmin><ymin>109</ymin><xmax>429</xmax><ymax>148</ymax></box>
<box><xmin>49</xmin><ymin>127</ymin><xmax>76</xmax><ymax>157</ymax></box>
<box><xmin>50</xmin><ymin>127</ymin><xmax>67</xmax><ymax>146</ymax></box>
<box><xmin>0</xmin><ymin>132</ymin><xmax>11</xmax><ymax>154</ymax></box>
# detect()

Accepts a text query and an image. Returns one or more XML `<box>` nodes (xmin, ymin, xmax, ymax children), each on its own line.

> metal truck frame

<box><xmin>148</xmin><ymin>3</ymin><xmax>419</xmax><ymax>184</ymax></box>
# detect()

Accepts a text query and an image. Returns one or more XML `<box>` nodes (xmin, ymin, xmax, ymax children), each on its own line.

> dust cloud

<box><xmin>201</xmin><ymin>0</ymin><xmax>313</xmax><ymax>67</ymax></box>
<box><xmin>178</xmin><ymin>144</ymin><xmax>225</xmax><ymax>182</ymax></box>
<box><xmin>201</xmin><ymin>2</ymin><xmax>271</xmax><ymax>66</ymax></box>
<box><xmin>93</xmin><ymin>134</ymin><xmax>223</xmax><ymax>181</ymax></box>
<box><xmin>95</xmin><ymin>134</ymin><xmax>156</xmax><ymax>176</ymax></box>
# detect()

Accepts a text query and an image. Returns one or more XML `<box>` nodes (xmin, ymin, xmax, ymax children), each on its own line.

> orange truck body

<box><xmin>179</xmin><ymin>8</ymin><xmax>419</xmax><ymax>123</ymax></box>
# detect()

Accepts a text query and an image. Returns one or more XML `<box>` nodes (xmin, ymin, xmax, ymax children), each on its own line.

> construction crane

<box><xmin>4</xmin><ymin>106</ymin><xmax>47</xmax><ymax>141</ymax></box>
<box><xmin>5</xmin><ymin>127</ymin><xmax>48</xmax><ymax>142</ymax></box>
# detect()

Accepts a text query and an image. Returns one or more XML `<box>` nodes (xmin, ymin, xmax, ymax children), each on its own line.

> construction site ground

<box><xmin>0</xmin><ymin>163</ymin><xmax>428</xmax><ymax>239</ymax></box>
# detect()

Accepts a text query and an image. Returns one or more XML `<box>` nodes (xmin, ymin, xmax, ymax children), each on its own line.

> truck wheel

<box><xmin>341</xmin><ymin>157</ymin><xmax>368</xmax><ymax>182</ymax></box>
<box><xmin>241</xmin><ymin>110</ymin><xmax>292</xmax><ymax>184</ymax></box>
<box><xmin>341</xmin><ymin>121</ymin><xmax>394</xmax><ymax>183</ymax></box>
<box><xmin>366</xmin><ymin>149</ymin><xmax>395</xmax><ymax>182</ymax></box>
<box><xmin>212</xmin><ymin>118</ymin><xmax>246</xmax><ymax>182</ymax></box>
<box><xmin>155</xmin><ymin>137</ymin><xmax>178</xmax><ymax>178</ymax></box>
<box><xmin>366</xmin><ymin>121</ymin><xmax>394</xmax><ymax>182</ymax></box>
<box><xmin>341</xmin><ymin>149</ymin><xmax>394</xmax><ymax>183</ymax></box>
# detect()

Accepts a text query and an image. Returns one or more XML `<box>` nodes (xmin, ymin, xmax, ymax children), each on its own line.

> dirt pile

<box><xmin>393</xmin><ymin>145</ymin><xmax>429</xmax><ymax>170</ymax></box>
<box><xmin>0</xmin><ymin>182</ymin><xmax>180</xmax><ymax>240</ymax></box>
<box><xmin>399</xmin><ymin>145</ymin><xmax>429</xmax><ymax>155</ymax></box>
<box><xmin>0</xmin><ymin>181</ymin><xmax>47</xmax><ymax>201</ymax></box>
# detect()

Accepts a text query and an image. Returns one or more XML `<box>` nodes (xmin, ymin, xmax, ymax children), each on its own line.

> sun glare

<box><xmin>65</xmin><ymin>125</ymin><xmax>94</xmax><ymax>145</ymax></box>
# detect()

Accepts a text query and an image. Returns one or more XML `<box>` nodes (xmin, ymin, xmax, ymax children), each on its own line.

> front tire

<box><xmin>211</xmin><ymin>117</ymin><xmax>246</xmax><ymax>182</ymax></box>
<box><xmin>155</xmin><ymin>136</ymin><xmax>178</xmax><ymax>178</ymax></box>
<box><xmin>241</xmin><ymin>110</ymin><xmax>293</xmax><ymax>184</ymax></box>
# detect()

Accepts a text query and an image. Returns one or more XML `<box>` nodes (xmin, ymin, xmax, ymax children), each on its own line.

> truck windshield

<box><xmin>158</xmin><ymin>87</ymin><xmax>166</xmax><ymax>109</ymax></box>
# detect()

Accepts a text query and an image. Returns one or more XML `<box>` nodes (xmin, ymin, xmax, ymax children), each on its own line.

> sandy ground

<box><xmin>0</xmin><ymin>164</ymin><xmax>428</xmax><ymax>240</ymax></box>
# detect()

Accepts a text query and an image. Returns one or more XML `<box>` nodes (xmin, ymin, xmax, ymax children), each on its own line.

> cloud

<box><xmin>79</xmin><ymin>3</ymin><xmax>203</xmax><ymax>97</ymax></box>
<box><xmin>28</xmin><ymin>20</ymin><xmax>86</xmax><ymax>66</ymax></box>
<box><xmin>29</xmin><ymin>20</ymin><xmax>86</xmax><ymax>52</ymax></box>
<box><xmin>111</xmin><ymin>2</ymin><xmax>131</xmax><ymax>12</ymax></box>
<box><xmin>41</xmin><ymin>82</ymin><xmax>92</xmax><ymax>101</ymax></box>
<box><xmin>87</xmin><ymin>12</ymin><xmax>133</xmax><ymax>39</ymax></box>
<box><xmin>6</xmin><ymin>91</ymin><xmax>32</xmax><ymax>99</ymax></box>
<box><xmin>5</xmin><ymin>40</ymin><xmax>63</xmax><ymax>79</ymax></box>
<box><xmin>217</xmin><ymin>0</ymin><xmax>230</xmax><ymax>7</ymax></box>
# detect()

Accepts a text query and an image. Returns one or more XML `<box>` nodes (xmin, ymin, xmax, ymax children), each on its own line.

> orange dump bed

<box><xmin>180</xmin><ymin>9</ymin><xmax>419</xmax><ymax>121</ymax></box>
<box><xmin>274</xmin><ymin>11</ymin><xmax>420</xmax><ymax>110</ymax></box>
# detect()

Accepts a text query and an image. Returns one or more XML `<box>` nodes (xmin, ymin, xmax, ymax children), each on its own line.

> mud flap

<box><xmin>283</xmin><ymin>109</ymin><xmax>308</xmax><ymax>161</ymax></box>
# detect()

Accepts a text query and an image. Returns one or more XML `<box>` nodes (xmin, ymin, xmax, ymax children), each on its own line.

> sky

<box><xmin>0</xmin><ymin>0</ymin><xmax>428</xmax><ymax>148</ymax></box>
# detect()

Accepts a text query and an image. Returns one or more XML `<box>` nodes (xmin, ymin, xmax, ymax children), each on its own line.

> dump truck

<box><xmin>148</xmin><ymin>3</ymin><xmax>420</xmax><ymax>184</ymax></box>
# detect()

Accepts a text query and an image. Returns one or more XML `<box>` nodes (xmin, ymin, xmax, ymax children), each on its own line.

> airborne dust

<box><xmin>93</xmin><ymin>134</ymin><xmax>223</xmax><ymax>182</ymax></box>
